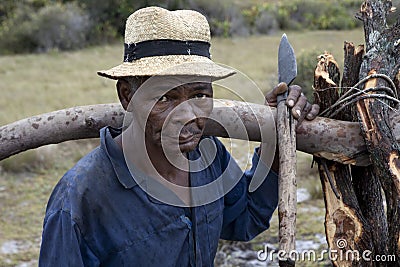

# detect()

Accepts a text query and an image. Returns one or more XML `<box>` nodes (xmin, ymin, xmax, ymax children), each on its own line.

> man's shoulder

<box><xmin>65</xmin><ymin>145</ymin><xmax>113</xmax><ymax>184</ymax></box>
<box><xmin>45</xmin><ymin>146</ymin><xmax>115</xmax><ymax>215</ymax></box>
<box><xmin>74</xmin><ymin>145</ymin><xmax>111</xmax><ymax>172</ymax></box>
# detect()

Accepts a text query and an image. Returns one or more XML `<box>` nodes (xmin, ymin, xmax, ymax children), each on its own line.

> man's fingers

<box><xmin>286</xmin><ymin>85</ymin><xmax>302</xmax><ymax>107</ymax></box>
<box><xmin>275</xmin><ymin>82</ymin><xmax>288</xmax><ymax>95</ymax></box>
<box><xmin>265</xmin><ymin>82</ymin><xmax>288</xmax><ymax>106</ymax></box>
<box><xmin>291</xmin><ymin>94</ymin><xmax>308</xmax><ymax>119</ymax></box>
<box><xmin>265</xmin><ymin>84</ymin><xmax>320</xmax><ymax>122</ymax></box>
<box><xmin>306</xmin><ymin>104</ymin><xmax>320</xmax><ymax>120</ymax></box>
<box><xmin>296</xmin><ymin>102</ymin><xmax>312</xmax><ymax>127</ymax></box>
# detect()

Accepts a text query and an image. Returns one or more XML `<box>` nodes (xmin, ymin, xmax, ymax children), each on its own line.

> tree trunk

<box><xmin>356</xmin><ymin>0</ymin><xmax>400</xmax><ymax>262</ymax></box>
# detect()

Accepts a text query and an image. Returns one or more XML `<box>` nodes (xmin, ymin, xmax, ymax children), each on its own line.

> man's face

<box><xmin>131</xmin><ymin>80</ymin><xmax>213</xmax><ymax>153</ymax></box>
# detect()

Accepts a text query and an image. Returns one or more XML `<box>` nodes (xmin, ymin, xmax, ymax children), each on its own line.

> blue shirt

<box><xmin>39</xmin><ymin>127</ymin><xmax>278</xmax><ymax>267</ymax></box>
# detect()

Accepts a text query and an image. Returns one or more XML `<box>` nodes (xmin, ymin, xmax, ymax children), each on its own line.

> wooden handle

<box><xmin>277</xmin><ymin>100</ymin><xmax>297</xmax><ymax>266</ymax></box>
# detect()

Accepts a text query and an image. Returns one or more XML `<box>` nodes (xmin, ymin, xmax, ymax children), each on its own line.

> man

<box><xmin>39</xmin><ymin>6</ymin><xmax>319</xmax><ymax>266</ymax></box>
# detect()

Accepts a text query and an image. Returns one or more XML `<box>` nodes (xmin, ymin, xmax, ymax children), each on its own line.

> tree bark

<box><xmin>356</xmin><ymin>0</ymin><xmax>400</xmax><ymax>262</ymax></box>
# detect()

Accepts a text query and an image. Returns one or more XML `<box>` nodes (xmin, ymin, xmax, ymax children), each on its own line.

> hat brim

<box><xmin>97</xmin><ymin>55</ymin><xmax>236</xmax><ymax>81</ymax></box>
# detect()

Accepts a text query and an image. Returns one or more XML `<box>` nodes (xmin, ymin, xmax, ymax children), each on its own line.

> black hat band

<box><xmin>124</xmin><ymin>39</ymin><xmax>211</xmax><ymax>62</ymax></box>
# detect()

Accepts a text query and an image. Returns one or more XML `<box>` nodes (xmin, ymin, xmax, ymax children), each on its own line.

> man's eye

<box><xmin>194</xmin><ymin>94</ymin><xmax>207</xmax><ymax>99</ymax></box>
<box><xmin>158</xmin><ymin>96</ymin><xmax>168</xmax><ymax>102</ymax></box>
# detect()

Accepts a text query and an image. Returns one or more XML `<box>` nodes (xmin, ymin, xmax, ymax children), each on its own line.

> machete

<box><xmin>277</xmin><ymin>33</ymin><xmax>297</xmax><ymax>267</ymax></box>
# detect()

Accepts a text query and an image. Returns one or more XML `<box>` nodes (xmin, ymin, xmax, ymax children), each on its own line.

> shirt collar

<box><xmin>100</xmin><ymin>127</ymin><xmax>213</xmax><ymax>200</ymax></box>
<box><xmin>100</xmin><ymin>126</ymin><xmax>138</xmax><ymax>189</ymax></box>
<box><xmin>100</xmin><ymin>126</ymin><xmax>173</xmax><ymax>205</ymax></box>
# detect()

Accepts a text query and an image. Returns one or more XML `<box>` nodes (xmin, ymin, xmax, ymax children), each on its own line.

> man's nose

<box><xmin>170</xmin><ymin>100</ymin><xmax>199</xmax><ymax>124</ymax></box>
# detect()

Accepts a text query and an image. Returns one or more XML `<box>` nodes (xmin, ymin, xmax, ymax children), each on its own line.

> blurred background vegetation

<box><xmin>1</xmin><ymin>0</ymin><xmax>398</xmax><ymax>100</ymax></box>
<box><xmin>3</xmin><ymin>0</ymin><xmax>399</xmax><ymax>55</ymax></box>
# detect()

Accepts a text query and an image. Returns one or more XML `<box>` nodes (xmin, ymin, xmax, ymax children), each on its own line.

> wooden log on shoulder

<box><xmin>0</xmin><ymin>103</ymin><xmax>125</xmax><ymax>161</ymax></box>
<box><xmin>0</xmin><ymin>100</ymin><xmax>370</xmax><ymax>164</ymax></box>
<box><xmin>0</xmin><ymin>98</ymin><xmax>399</xmax><ymax>165</ymax></box>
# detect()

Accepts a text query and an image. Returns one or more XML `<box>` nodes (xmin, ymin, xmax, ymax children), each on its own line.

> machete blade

<box><xmin>278</xmin><ymin>33</ymin><xmax>297</xmax><ymax>85</ymax></box>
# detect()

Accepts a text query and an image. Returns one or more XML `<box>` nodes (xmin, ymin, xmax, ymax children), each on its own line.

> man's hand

<box><xmin>263</xmin><ymin>83</ymin><xmax>319</xmax><ymax>173</ymax></box>
<box><xmin>265</xmin><ymin>82</ymin><xmax>319</xmax><ymax>123</ymax></box>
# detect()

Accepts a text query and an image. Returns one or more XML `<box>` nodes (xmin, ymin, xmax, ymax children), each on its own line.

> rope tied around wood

<box><xmin>316</xmin><ymin>73</ymin><xmax>399</xmax><ymax>119</ymax></box>
<box><xmin>313</xmin><ymin>73</ymin><xmax>399</xmax><ymax>201</ymax></box>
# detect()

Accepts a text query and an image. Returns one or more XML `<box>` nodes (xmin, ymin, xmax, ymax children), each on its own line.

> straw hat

<box><xmin>97</xmin><ymin>6</ymin><xmax>236</xmax><ymax>80</ymax></box>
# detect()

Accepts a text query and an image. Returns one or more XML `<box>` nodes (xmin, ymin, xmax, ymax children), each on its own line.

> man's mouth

<box><xmin>179</xmin><ymin>130</ymin><xmax>202</xmax><ymax>144</ymax></box>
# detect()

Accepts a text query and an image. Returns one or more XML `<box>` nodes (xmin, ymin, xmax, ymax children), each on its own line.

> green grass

<box><xmin>0</xmin><ymin>45</ymin><xmax>119</xmax><ymax>125</ymax></box>
<box><xmin>0</xmin><ymin>29</ymin><xmax>364</xmax><ymax>266</ymax></box>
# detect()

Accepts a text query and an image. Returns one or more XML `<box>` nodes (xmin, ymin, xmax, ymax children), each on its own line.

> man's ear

<box><xmin>117</xmin><ymin>79</ymin><xmax>133</xmax><ymax>110</ymax></box>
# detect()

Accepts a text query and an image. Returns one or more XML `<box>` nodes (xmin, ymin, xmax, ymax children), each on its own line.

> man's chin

<box><xmin>157</xmin><ymin>132</ymin><xmax>202</xmax><ymax>153</ymax></box>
